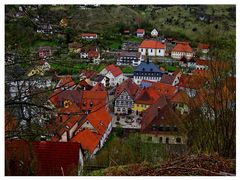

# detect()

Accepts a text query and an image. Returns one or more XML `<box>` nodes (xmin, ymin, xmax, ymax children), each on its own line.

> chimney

<box><xmin>147</xmin><ymin>57</ymin><xmax>150</xmax><ymax>64</ymax></box>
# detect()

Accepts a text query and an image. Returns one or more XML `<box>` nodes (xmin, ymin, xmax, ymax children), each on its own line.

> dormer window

<box><xmin>90</xmin><ymin>102</ymin><xmax>93</xmax><ymax>107</ymax></box>
<box><xmin>150</xmin><ymin>68</ymin><xmax>153</xmax><ymax>72</ymax></box>
<box><xmin>142</xmin><ymin>68</ymin><xmax>145</xmax><ymax>71</ymax></box>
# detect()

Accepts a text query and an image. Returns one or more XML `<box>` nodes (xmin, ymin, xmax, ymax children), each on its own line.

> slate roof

<box><xmin>5</xmin><ymin>140</ymin><xmax>81</xmax><ymax>176</ymax></box>
<box><xmin>134</xmin><ymin>61</ymin><xmax>161</xmax><ymax>73</ymax></box>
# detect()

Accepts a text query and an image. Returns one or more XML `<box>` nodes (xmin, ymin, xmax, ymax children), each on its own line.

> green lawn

<box><xmin>122</xmin><ymin>66</ymin><xmax>135</xmax><ymax>73</ymax></box>
<box><xmin>32</xmin><ymin>40</ymin><xmax>59</xmax><ymax>47</ymax></box>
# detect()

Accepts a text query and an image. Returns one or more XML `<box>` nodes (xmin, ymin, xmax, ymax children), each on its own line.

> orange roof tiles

<box><xmin>80</xmin><ymin>90</ymin><xmax>108</xmax><ymax>110</ymax></box>
<box><xmin>115</xmin><ymin>78</ymin><xmax>140</xmax><ymax>99</ymax></box>
<box><xmin>71</xmin><ymin>129</ymin><xmax>101</xmax><ymax>154</ymax></box>
<box><xmin>135</xmin><ymin>88</ymin><xmax>160</xmax><ymax>105</ymax></box>
<box><xmin>86</xmin><ymin>106</ymin><xmax>112</xmax><ymax>135</ymax></box>
<box><xmin>198</xmin><ymin>43</ymin><xmax>209</xmax><ymax>49</ymax></box>
<box><xmin>80</xmin><ymin>33</ymin><xmax>97</xmax><ymax>37</ymax></box>
<box><xmin>151</xmin><ymin>82</ymin><xmax>177</xmax><ymax>98</ymax></box>
<box><xmin>139</xmin><ymin>40</ymin><xmax>165</xmax><ymax>49</ymax></box>
<box><xmin>56</xmin><ymin>75</ymin><xmax>76</xmax><ymax>89</ymax></box>
<box><xmin>136</xmin><ymin>29</ymin><xmax>145</xmax><ymax>33</ymax></box>
<box><xmin>196</xmin><ymin>59</ymin><xmax>208</xmax><ymax>66</ymax></box>
<box><xmin>172</xmin><ymin>43</ymin><xmax>193</xmax><ymax>53</ymax></box>
<box><xmin>105</xmin><ymin>64</ymin><xmax>122</xmax><ymax>77</ymax></box>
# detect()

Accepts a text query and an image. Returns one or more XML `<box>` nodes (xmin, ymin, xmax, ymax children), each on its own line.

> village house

<box><xmin>160</xmin><ymin>69</ymin><xmax>182</xmax><ymax>86</ymax></box>
<box><xmin>187</xmin><ymin>57</ymin><xmax>197</xmax><ymax>69</ymax></box>
<box><xmin>100</xmin><ymin>64</ymin><xmax>124</xmax><ymax>86</ymax></box>
<box><xmin>133</xmin><ymin>87</ymin><xmax>160</xmax><ymax>115</ymax></box>
<box><xmin>60</xmin><ymin>18</ymin><xmax>68</xmax><ymax>27</ymax></box>
<box><xmin>55</xmin><ymin>75</ymin><xmax>76</xmax><ymax>90</ymax></box>
<box><xmin>136</xmin><ymin>28</ymin><xmax>145</xmax><ymax>38</ymax></box>
<box><xmin>80</xmin><ymin>33</ymin><xmax>97</xmax><ymax>40</ymax></box>
<box><xmin>38</xmin><ymin>46</ymin><xmax>53</xmax><ymax>59</ymax></box>
<box><xmin>140</xmin><ymin>95</ymin><xmax>187</xmax><ymax>145</ymax></box>
<box><xmin>138</xmin><ymin>39</ymin><xmax>166</xmax><ymax>57</ymax></box>
<box><xmin>68</xmin><ymin>42</ymin><xmax>82</xmax><ymax>54</ymax></box>
<box><xmin>5</xmin><ymin>140</ymin><xmax>84</xmax><ymax>176</ymax></box>
<box><xmin>197</xmin><ymin>43</ymin><xmax>209</xmax><ymax>54</ymax></box>
<box><xmin>27</xmin><ymin>59</ymin><xmax>51</xmax><ymax>77</ymax></box>
<box><xmin>114</xmin><ymin>78</ymin><xmax>140</xmax><ymax>115</ymax></box>
<box><xmin>89</xmin><ymin>74</ymin><xmax>110</xmax><ymax>87</ymax></box>
<box><xmin>122</xmin><ymin>41</ymin><xmax>140</xmax><ymax>51</ymax></box>
<box><xmin>133</xmin><ymin>58</ymin><xmax>164</xmax><ymax>85</ymax></box>
<box><xmin>196</xmin><ymin>59</ymin><xmax>208</xmax><ymax>70</ymax></box>
<box><xmin>171</xmin><ymin>42</ymin><xmax>193</xmax><ymax>60</ymax></box>
<box><xmin>151</xmin><ymin>28</ymin><xmax>158</xmax><ymax>37</ymax></box>
<box><xmin>151</xmin><ymin>82</ymin><xmax>178</xmax><ymax>99</ymax></box>
<box><xmin>80</xmin><ymin>46</ymin><xmax>100</xmax><ymax>60</ymax></box>
<box><xmin>116</xmin><ymin>51</ymin><xmax>143</xmax><ymax>66</ymax></box>
<box><xmin>72</xmin><ymin>105</ymin><xmax>112</xmax><ymax>157</ymax></box>
<box><xmin>171</xmin><ymin>91</ymin><xmax>190</xmax><ymax>115</ymax></box>
<box><xmin>37</xmin><ymin>23</ymin><xmax>53</xmax><ymax>34</ymax></box>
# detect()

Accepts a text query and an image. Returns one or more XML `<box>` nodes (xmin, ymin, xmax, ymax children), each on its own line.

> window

<box><xmin>176</xmin><ymin>137</ymin><xmax>181</xmax><ymax>143</ymax></box>
<box><xmin>150</xmin><ymin>49</ymin><xmax>153</xmax><ymax>52</ymax></box>
<box><xmin>159</xmin><ymin>137</ymin><xmax>163</xmax><ymax>143</ymax></box>
<box><xmin>166</xmin><ymin>137</ymin><xmax>169</xmax><ymax>144</ymax></box>
<box><xmin>159</xmin><ymin>124</ymin><xmax>164</xmax><ymax>131</ymax></box>
<box><xmin>152</xmin><ymin>124</ymin><xmax>157</xmax><ymax>131</ymax></box>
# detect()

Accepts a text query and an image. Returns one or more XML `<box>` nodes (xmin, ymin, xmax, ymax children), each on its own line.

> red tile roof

<box><xmin>80</xmin><ymin>33</ymin><xmax>97</xmax><ymax>37</ymax></box>
<box><xmin>88</xmin><ymin>49</ymin><xmax>99</xmax><ymax>59</ymax></box>
<box><xmin>115</xmin><ymin>78</ymin><xmax>140</xmax><ymax>99</ymax></box>
<box><xmin>71</xmin><ymin>129</ymin><xmax>101</xmax><ymax>154</ymax></box>
<box><xmin>198</xmin><ymin>43</ymin><xmax>209</xmax><ymax>49</ymax></box>
<box><xmin>5</xmin><ymin>140</ymin><xmax>81</xmax><ymax>176</ymax></box>
<box><xmin>56</xmin><ymin>75</ymin><xmax>76</xmax><ymax>89</ymax></box>
<box><xmin>172</xmin><ymin>42</ymin><xmax>193</xmax><ymax>53</ymax></box>
<box><xmin>135</xmin><ymin>88</ymin><xmax>160</xmax><ymax>105</ymax></box>
<box><xmin>151</xmin><ymin>82</ymin><xmax>177</xmax><ymax>98</ymax></box>
<box><xmin>139</xmin><ymin>39</ymin><xmax>165</xmax><ymax>49</ymax></box>
<box><xmin>86</xmin><ymin>106</ymin><xmax>112</xmax><ymax>135</ymax></box>
<box><xmin>105</xmin><ymin>64</ymin><xmax>122</xmax><ymax>77</ymax></box>
<box><xmin>171</xmin><ymin>91</ymin><xmax>189</xmax><ymax>104</ymax></box>
<box><xmin>196</xmin><ymin>59</ymin><xmax>208</xmax><ymax>66</ymax></box>
<box><xmin>136</xmin><ymin>29</ymin><xmax>145</xmax><ymax>33</ymax></box>
<box><xmin>80</xmin><ymin>90</ymin><xmax>108</xmax><ymax>111</ymax></box>
<box><xmin>81</xmin><ymin>70</ymin><xmax>97</xmax><ymax>79</ymax></box>
<box><xmin>177</xmin><ymin>74</ymin><xmax>206</xmax><ymax>89</ymax></box>
<box><xmin>91</xmin><ymin>82</ymin><xmax>106</xmax><ymax>91</ymax></box>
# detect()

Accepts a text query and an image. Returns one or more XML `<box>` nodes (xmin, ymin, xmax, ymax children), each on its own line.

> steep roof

<box><xmin>135</xmin><ymin>61</ymin><xmax>161</xmax><ymax>73</ymax></box>
<box><xmin>5</xmin><ymin>140</ymin><xmax>81</xmax><ymax>176</ymax></box>
<box><xmin>71</xmin><ymin>129</ymin><xmax>101</xmax><ymax>154</ymax></box>
<box><xmin>139</xmin><ymin>40</ymin><xmax>165</xmax><ymax>49</ymax></box>
<box><xmin>172</xmin><ymin>42</ymin><xmax>193</xmax><ymax>53</ymax></box>
<box><xmin>151</xmin><ymin>82</ymin><xmax>177</xmax><ymax>98</ymax></box>
<box><xmin>105</xmin><ymin>64</ymin><xmax>122</xmax><ymax>77</ymax></box>
<box><xmin>115</xmin><ymin>78</ymin><xmax>140</xmax><ymax>99</ymax></box>
<box><xmin>91</xmin><ymin>82</ymin><xmax>106</xmax><ymax>91</ymax></box>
<box><xmin>196</xmin><ymin>59</ymin><xmax>208</xmax><ymax>66</ymax></box>
<box><xmin>171</xmin><ymin>91</ymin><xmax>190</xmax><ymax>104</ymax></box>
<box><xmin>56</xmin><ymin>90</ymin><xmax>82</xmax><ymax>107</ymax></box>
<box><xmin>141</xmin><ymin>95</ymin><xmax>168</xmax><ymax>130</ymax></box>
<box><xmin>136</xmin><ymin>28</ymin><xmax>145</xmax><ymax>33</ymax></box>
<box><xmin>86</xmin><ymin>106</ymin><xmax>112</xmax><ymax>135</ymax></box>
<box><xmin>198</xmin><ymin>43</ymin><xmax>209</xmax><ymax>49</ymax></box>
<box><xmin>56</xmin><ymin>75</ymin><xmax>76</xmax><ymax>89</ymax></box>
<box><xmin>135</xmin><ymin>88</ymin><xmax>160</xmax><ymax>105</ymax></box>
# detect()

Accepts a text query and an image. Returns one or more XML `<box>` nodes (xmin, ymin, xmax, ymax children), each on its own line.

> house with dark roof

<box><xmin>116</xmin><ymin>51</ymin><xmax>143</xmax><ymax>66</ymax></box>
<box><xmin>122</xmin><ymin>41</ymin><xmax>140</xmax><ymax>51</ymax></box>
<box><xmin>140</xmin><ymin>96</ymin><xmax>186</xmax><ymax>145</ymax></box>
<box><xmin>100</xmin><ymin>64</ymin><xmax>124</xmax><ymax>87</ymax></box>
<box><xmin>5</xmin><ymin>140</ymin><xmax>84</xmax><ymax>176</ymax></box>
<box><xmin>138</xmin><ymin>39</ymin><xmax>166</xmax><ymax>57</ymax></box>
<box><xmin>90</xmin><ymin>74</ymin><xmax>109</xmax><ymax>87</ymax></box>
<box><xmin>114</xmin><ymin>78</ymin><xmax>140</xmax><ymax>114</ymax></box>
<box><xmin>37</xmin><ymin>23</ymin><xmax>53</xmax><ymax>34</ymax></box>
<box><xmin>133</xmin><ymin>59</ymin><xmax>163</xmax><ymax>85</ymax></box>
<box><xmin>38</xmin><ymin>46</ymin><xmax>53</xmax><ymax>59</ymax></box>
<box><xmin>171</xmin><ymin>42</ymin><xmax>193</xmax><ymax>60</ymax></box>
<box><xmin>136</xmin><ymin>28</ymin><xmax>145</xmax><ymax>38</ymax></box>
<box><xmin>160</xmin><ymin>69</ymin><xmax>182</xmax><ymax>86</ymax></box>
